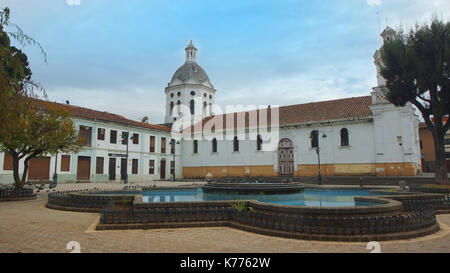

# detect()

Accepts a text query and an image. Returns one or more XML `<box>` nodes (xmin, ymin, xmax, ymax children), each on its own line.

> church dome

<box><xmin>169</xmin><ymin>62</ymin><xmax>213</xmax><ymax>88</ymax></box>
<box><xmin>168</xmin><ymin>40</ymin><xmax>214</xmax><ymax>88</ymax></box>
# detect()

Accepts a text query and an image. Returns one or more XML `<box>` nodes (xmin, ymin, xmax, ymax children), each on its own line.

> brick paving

<box><xmin>0</xmin><ymin>183</ymin><xmax>449</xmax><ymax>253</ymax></box>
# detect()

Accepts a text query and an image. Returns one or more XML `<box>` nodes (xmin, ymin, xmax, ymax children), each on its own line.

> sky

<box><xmin>1</xmin><ymin>0</ymin><xmax>449</xmax><ymax>124</ymax></box>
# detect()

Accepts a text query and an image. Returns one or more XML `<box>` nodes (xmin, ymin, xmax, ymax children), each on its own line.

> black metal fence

<box><xmin>99</xmin><ymin>204</ymin><xmax>436</xmax><ymax>236</ymax></box>
<box><xmin>402</xmin><ymin>197</ymin><xmax>450</xmax><ymax>212</ymax></box>
<box><xmin>409</xmin><ymin>184</ymin><xmax>450</xmax><ymax>195</ymax></box>
<box><xmin>47</xmin><ymin>190</ymin><xmax>137</xmax><ymax>210</ymax></box>
<box><xmin>0</xmin><ymin>187</ymin><xmax>34</xmax><ymax>198</ymax></box>
<box><xmin>212</xmin><ymin>177</ymin><xmax>301</xmax><ymax>184</ymax></box>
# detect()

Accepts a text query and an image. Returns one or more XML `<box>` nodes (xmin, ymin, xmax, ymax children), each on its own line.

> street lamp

<box><xmin>310</xmin><ymin>130</ymin><xmax>327</xmax><ymax>185</ymax></box>
<box><xmin>52</xmin><ymin>129</ymin><xmax>62</xmax><ymax>186</ymax></box>
<box><xmin>52</xmin><ymin>152</ymin><xmax>58</xmax><ymax>185</ymax></box>
<box><xmin>171</xmin><ymin>139</ymin><xmax>180</xmax><ymax>181</ymax></box>
<box><xmin>123</xmin><ymin>131</ymin><xmax>134</xmax><ymax>184</ymax></box>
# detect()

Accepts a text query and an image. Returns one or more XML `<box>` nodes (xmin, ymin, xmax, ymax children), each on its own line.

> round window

<box><xmin>191</xmin><ymin>91</ymin><xmax>196</xmax><ymax>96</ymax></box>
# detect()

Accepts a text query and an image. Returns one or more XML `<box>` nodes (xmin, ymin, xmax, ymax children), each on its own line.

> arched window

<box><xmin>212</xmin><ymin>138</ymin><xmax>217</xmax><ymax>153</ymax></box>
<box><xmin>203</xmin><ymin>101</ymin><xmax>207</xmax><ymax>111</ymax></box>
<box><xmin>193</xmin><ymin>140</ymin><xmax>198</xmax><ymax>154</ymax></box>
<box><xmin>256</xmin><ymin>135</ymin><xmax>263</xmax><ymax>151</ymax></box>
<box><xmin>233</xmin><ymin>136</ymin><xmax>239</xmax><ymax>152</ymax></box>
<box><xmin>190</xmin><ymin>100</ymin><xmax>195</xmax><ymax>115</ymax></box>
<box><xmin>177</xmin><ymin>100</ymin><xmax>181</xmax><ymax>114</ymax></box>
<box><xmin>340</xmin><ymin>128</ymin><xmax>349</xmax><ymax>147</ymax></box>
<box><xmin>310</xmin><ymin>130</ymin><xmax>318</xmax><ymax>148</ymax></box>
<box><xmin>170</xmin><ymin>101</ymin><xmax>174</xmax><ymax>114</ymax></box>
<box><xmin>209</xmin><ymin>103</ymin><xmax>212</xmax><ymax>115</ymax></box>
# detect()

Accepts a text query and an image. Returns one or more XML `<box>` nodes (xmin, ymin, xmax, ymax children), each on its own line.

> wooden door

<box><xmin>278</xmin><ymin>138</ymin><xmax>294</xmax><ymax>176</ymax></box>
<box><xmin>28</xmin><ymin>157</ymin><xmax>51</xmax><ymax>180</ymax></box>
<box><xmin>160</xmin><ymin>159</ymin><xmax>166</xmax><ymax>180</ymax></box>
<box><xmin>77</xmin><ymin>156</ymin><xmax>91</xmax><ymax>181</ymax></box>
<box><xmin>109</xmin><ymin>158</ymin><xmax>116</xmax><ymax>181</ymax></box>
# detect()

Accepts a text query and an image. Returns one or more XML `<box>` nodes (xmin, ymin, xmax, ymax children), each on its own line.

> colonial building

<box><xmin>0</xmin><ymin>103</ymin><xmax>181</xmax><ymax>184</ymax></box>
<box><xmin>419</xmin><ymin>119</ymin><xmax>450</xmax><ymax>172</ymax></box>
<box><xmin>178</xmin><ymin>28</ymin><xmax>421</xmax><ymax>178</ymax></box>
<box><xmin>0</xmin><ymin>28</ymin><xmax>422</xmax><ymax>184</ymax></box>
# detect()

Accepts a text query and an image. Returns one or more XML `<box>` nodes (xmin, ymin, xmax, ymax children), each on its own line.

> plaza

<box><xmin>1</xmin><ymin>181</ymin><xmax>449</xmax><ymax>253</ymax></box>
<box><xmin>1</xmin><ymin>1</ymin><xmax>449</xmax><ymax>256</ymax></box>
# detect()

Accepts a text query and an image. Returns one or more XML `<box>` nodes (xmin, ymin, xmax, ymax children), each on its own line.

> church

<box><xmin>0</xmin><ymin>27</ymin><xmax>421</xmax><ymax>184</ymax></box>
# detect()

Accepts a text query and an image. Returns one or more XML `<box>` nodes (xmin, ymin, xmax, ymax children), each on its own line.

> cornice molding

<box><xmin>165</xmin><ymin>84</ymin><xmax>216</xmax><ymax>94</ymax></box>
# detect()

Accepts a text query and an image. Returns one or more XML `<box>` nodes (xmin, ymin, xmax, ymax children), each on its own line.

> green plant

<box><xmin>230</xmin><ymin>199</ymin><xmax>254</xmax><ymax>213</ymax></box>
<box><xmin>121</xmin><ymin>196</ymin><xmax>129</xmax><ymax>206</ymax></box>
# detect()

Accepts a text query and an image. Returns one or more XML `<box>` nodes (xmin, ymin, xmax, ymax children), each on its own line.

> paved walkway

<box><xmin>0</xmin><ymin>183</ymin><xmax>449</xmax><ymax>253</ymax></box>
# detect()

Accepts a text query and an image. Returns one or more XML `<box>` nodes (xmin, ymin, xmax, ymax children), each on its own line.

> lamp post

<box><xmin>123</xmin><ymin>131</ymin><xmax>134</xmax><ymax>184</ymax></box>
<box><xmin>310</xmin><ymin>130</ymin><xmax>327</xmax><ymax>185</ymax></box>
<box><xmin>52</xmin><ymin>128</ymin><xmax>61</xmax><ymax>186</ymax></box>
<box><xmin>52</xmin><ymin>152</ymin><xmax>58</xmax><ymax>185</ymax></box>
<box><xmin>171</xmin><ymin>139</ymin><xmax>180</xmax><ymax>181</ymax></box>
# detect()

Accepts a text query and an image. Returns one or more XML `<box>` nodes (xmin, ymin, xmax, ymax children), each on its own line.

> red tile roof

<box><xmin>184</xmin><ymin>96</ymin><xmax>373</xmax><ymax>133</ymax></box>
<box><xmin>279</xmin><ymin>96</ymin><xmax>372</xmax><ymax>124</ymax></box>
<box><xmin>35</xmin><ymin>99</ymin><xmax>171</xmax><ymax>132</ymax></box>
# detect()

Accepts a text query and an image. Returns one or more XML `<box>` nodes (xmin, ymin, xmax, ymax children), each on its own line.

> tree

<box><xmin>0</xmin><ymin>7</ymin><xmax>82</xmax><ymax>190</ymax></box>
<box><xmin>0</xmin><ymin>7</ymin><xmax>45</xmax><ymax>97</ymax></box>
<box><xmin>379</xmin><ymin>18</ymin><xmax>449</xmax><ymax>184</ymax></box>
<box><xmin>1</xmin><ymin>101</ymin><xmax>83</xmax><ymax>190</ymax></box>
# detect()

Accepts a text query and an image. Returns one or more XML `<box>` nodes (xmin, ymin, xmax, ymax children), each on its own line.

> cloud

<box><xmin>366</xmin><ymin>0</ymin><xmax>381</xmax><ymax>6</ymax></box>
<box><xmin>66</xmin><ymin>0</ymin><xmax>81</xmax><ymax>6</ymax></box>
<box><xmin>216</xmin><ymin>60</ymin><xmax>376</xmax><ymax>111</ymax></box>
<box><xmin>6</xmin><ymin>0</ymin><xmax>449</xmax><ymax>126</ymax></box>
<box><xmin>45</xmin><ymin>86</ymin><xmax>166</xmax><ymax>124</ymax></box>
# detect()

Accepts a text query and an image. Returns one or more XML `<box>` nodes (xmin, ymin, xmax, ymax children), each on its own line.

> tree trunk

<box><xmin>433</xmin><ymin>132</ymin><xmax>448</xmax><ymax>184</ymax></box>
<box><xmin>20</xmin><ymin>157</ymin><xmax>30</xmax><ymax>186</ymax></box>
<box><xmin>12</xmin><ymin>154</ymin><xmax>22</xmax><ymax>191</ymax></box>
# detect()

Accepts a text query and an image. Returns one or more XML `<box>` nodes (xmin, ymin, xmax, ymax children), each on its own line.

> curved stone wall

<box><xmin>46</xmin><ymin>186</ymin><xmax>448</xmax><ymax>241</ymax></box>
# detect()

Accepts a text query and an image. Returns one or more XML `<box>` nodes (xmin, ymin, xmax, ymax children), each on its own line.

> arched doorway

<box><xmin>278</xmin><ymin>138</ymin><xmax>294</xmax><ymax>176</ymax></box>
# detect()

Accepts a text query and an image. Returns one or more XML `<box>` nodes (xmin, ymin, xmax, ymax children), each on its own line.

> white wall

<box><xmin>370</xmin><ymin>103</ymin><xmax>421</xmax><ymax>166</ymax></box>
<box><xmin>165</xmin><ymin>84</ymin><xmax>216</xmax><ymax>124</ymax></box>
<box><xmin>0</xmin><ymin>117</ymin><xmax>181</xmax><ymax>184</ymax></box>
<box><xmin>180</xmin><ymin>120</ymin><xmax>377</xmax><ymax>170</ymax></box>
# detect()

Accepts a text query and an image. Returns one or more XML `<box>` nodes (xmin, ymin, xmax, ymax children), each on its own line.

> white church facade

<box><xmin>0</xmin><ymin>28</ymin><xmax>421</xmax><ymax>184</ymax></box>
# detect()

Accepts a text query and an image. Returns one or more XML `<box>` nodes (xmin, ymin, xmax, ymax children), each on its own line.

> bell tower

<box><xmin>164</xmin><ymin>41</ymin><xmax>216</xmax><ymax>124</ymax></box>
<box><xmin>371</xmin><ymin>26</ymin><xmax>396</xmax><ymax>104</ymax></box>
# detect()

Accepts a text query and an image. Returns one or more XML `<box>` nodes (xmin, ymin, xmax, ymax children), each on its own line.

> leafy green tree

<box><xmin>0</xmin><ymin>7</ymin><xmax>82</xmax><ymax>190</ymax></box>
<box><xmin>1</xmin><ymin>101</ymin><xmax>83</xmax><ymax>190</ymax></box>
<box><xmin>379</xmin><ymin>18</ymin><xmax>449</xmax><ymax>184</ymax></box>
<box><xmin>0</xmin><ymin>7</ymin><xmax>45</xmax><ymax>97</ymax></box>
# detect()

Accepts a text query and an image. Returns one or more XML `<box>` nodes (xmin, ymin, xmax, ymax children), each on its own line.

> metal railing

<box><xmin>402</xmin><ymin>197</ymin><xmax>450</xmax><ymax>211</ymax></box>
<box><xmin>99</xmin><ymin>205</ymin><xmax>436</xmax><ymax>236</ymax></box>
<box><xmin>409</xmin><ymin>184</ymin><xmax>450</xmax><ymax>195</ymax></box>
<box><xmin>47</xmin><ymin>189</ymin><xmax>136</xmax><ymax>210</ymax></box>
<box><xmin>0</xmin><ymin>187</ymin><xmax>34</xmax><ymax>198</ymax></box>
